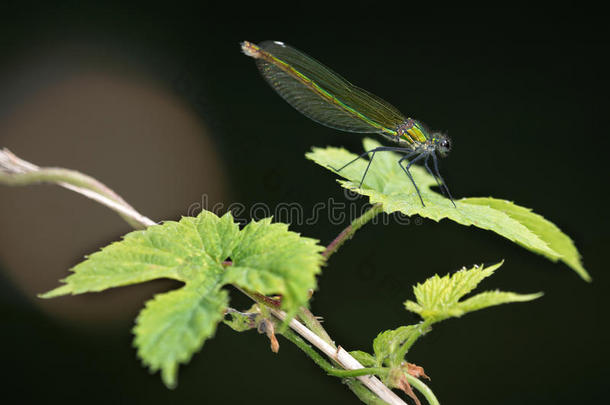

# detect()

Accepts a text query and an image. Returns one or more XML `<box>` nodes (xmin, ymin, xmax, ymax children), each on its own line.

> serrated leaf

<box><xmin>40</xmin><ymin>210</ymin><xmax>324</xmax><ymax>388</ymax></box>
<box><xmin>404</xmin><ymin>262</ymin><xmax>542</xmax><ymax>323</ymax></box>
<box><xmin>133</xmin><ymin>283</ymin><xmax>229</xmax><ymax>388</ymax></box>
<box><xmin>40</xmin><ymin>210</ymin><xmax>239</xmax><ymax>297</ymax></box>
<box><xmin>306</xmin><ymin>138</ymin><xmax>589</xmax><ymax>280</ymax></box>
<box><xmin>224</xmin><ymin>218</ymin><xmax>325</xmax><ymax>317</ymax></box>
<box><xmin>461</xmin><ymin>198</ymin><xmax>589</xmax><ymax>281</ymax></box>
<box><xmin>457</xmin><ymin>290</ymin><xmax>543</xmax><ymax>313</ymax></box>
<box><xmin>373</xmin><ymin>325</ymin><xmax>418</xmax><ymax>367</ymax></box>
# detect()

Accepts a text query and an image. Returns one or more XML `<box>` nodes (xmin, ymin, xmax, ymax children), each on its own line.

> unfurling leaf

<box><xmin>404</xmin><ymin>262</ymin><xmax>542</xmax><ymax>323</ymax></box>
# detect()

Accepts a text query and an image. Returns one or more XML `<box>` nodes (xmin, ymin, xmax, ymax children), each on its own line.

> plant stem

<box><xmin>1</xmin><ymin>150</ymin><xmax>406</xmax><ymax>404</ymax></box>
<box><xmin>281</xmin><ymin>327</ymin><xmax>388</xmax><ymax>378</ymax></box>
<box><xmin>403</xmin><ymin>373</ymin><xmax>439</xmax><ymax>405</ymax></box>
<box><xmin>299</xmin><ymin>202</ymin><xmax>385</xmax><ymax>347</ymax></box>
<box><xmin>224</xmin><ymin>261</ymin><xmax>336</xmax><ymax>348</ymax></box>
<box><xmin>298</xmin><ymin>306</ymin><xmax>336</xmax><ymax>349</ymax></box>
<box><xmin>345</xmin><ymin>378</ymin><xmax>391</xmax><ymax>405</ymax></box>
<box><xmin>323</xmin><ymin>203</ymin><xmax>384</xmax><ymax>260</ymax></box>
<box><xmin>398</xmin><ymin>320</ymin><xmax>433</xmax><ymax>360</ymax></box>
<box><xmin>266</xmin><ymin>301</ymin><xmax>407</xmax><ymax>404</ymax></box>
<box><xmin>0</xmin><ymin>148</ymin><xmax>155</xmax><ymax>229</ymax></box>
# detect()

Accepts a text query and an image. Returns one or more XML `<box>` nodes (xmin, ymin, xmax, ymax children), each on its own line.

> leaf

<box><xmin>306</xmin><ymin>138</ymin><xmax>589</xmax><ymax>280</ymax></box>
<box><xmin>223</xmin><ymin>218</ymin><xmax>325</xmax><ymax>317</ymax></box>
<box><xmin>456</xmin><ymin>290</ymin><xmax>542</xmax><ymax>314</ymax></box>
<box><xmin>372</xmin><ymin>326</ymin><xmax>418</xmax><ymax>367</ymax></box>
<box><xmin>40</xmin><ymin>210</ymin><xmax>240</xmax><ymax>297</ymax></box>
<box><xmin>349</xmin><ymin>350</ymin><xmax>377</xmax><ymax>368</ymax></box>
<box><xmin>462</xmin><ymin>198</ymin><xmax>589</xmax><ymax>281</ymax></box>
<box><xmin>404</xmin><ymin>262</ymin><xmax>542</xmax><ymax>323</ymax></box>
<box><xmin>133</xmin><ymin>283</ymin><xmax>229</xmax><ymax>388</ymax></box>
<box><xmin>40</xmin><ymin>210</ymin><xmax>324</xmax><ymax>387</ymax></box>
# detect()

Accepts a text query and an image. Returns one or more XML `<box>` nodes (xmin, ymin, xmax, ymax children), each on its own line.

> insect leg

<box><xmin>431</xmin><ymin>153</ymin><xmax>456</xmax><ymax>207</ymax></box>
<box><xmin>330</xmin><ymin>148</ymin><xmax>378</xmax><ymax>172</ymax></box>
<box><xmin>330</xmin><ymin>147</ymin><xmax>411</xmax><ymax>172</ymax></box>
<box><xmin>398</xmin><ymin>153</ymin><xmax>427</xmax><ymax>207</ymax></box>
<box><xmin>424</xmin><ymin>155</ymin><xmax>446</xmax><ymax>196</ymax></box>
<box><xmin>358</xmin><ymin>151</ymin><xmax>376</xmax><ymax>188</ymax></box>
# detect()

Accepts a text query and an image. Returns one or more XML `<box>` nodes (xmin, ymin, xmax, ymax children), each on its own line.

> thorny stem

<box><xmin>323</xmin><ymin>203</ymin><xmax>384</xmax><ymax>260</ymax></box>
<box><xmin>298</xmin><ymin>306</ymin><xmax>335</xmax><ymax>349</ymax></box>
<box><xmin>1</xmin><ymin>150</ymin><xmax>407</xmax><ymax>405</ymax></box>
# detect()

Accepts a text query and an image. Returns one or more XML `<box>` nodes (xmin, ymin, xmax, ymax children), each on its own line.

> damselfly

<box><xmin>242</xmin><ymin>40</ymin><xmax>455</xmax><ymax>207</ymax></box>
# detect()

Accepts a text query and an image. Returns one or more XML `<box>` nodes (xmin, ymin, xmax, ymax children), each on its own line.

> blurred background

<box><xmin>0</xmin><ymin>3</ymin><xmax>607</xmax><ymax>404</ymax></box>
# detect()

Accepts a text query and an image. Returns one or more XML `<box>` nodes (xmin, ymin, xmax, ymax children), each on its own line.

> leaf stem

<box><xmin>323</xmin><ymin>203</ymin><xmax>384</xmax><ymax>260</ymax></box>
<box><xmin>403</xmin><ymin>373</ymin><xmax>439</xmax><ymax>405</ymax></box>
<box><xmin>397</xmin><ymin>320</ymin><xmax>433</xmax><ymax>360</ymax></box>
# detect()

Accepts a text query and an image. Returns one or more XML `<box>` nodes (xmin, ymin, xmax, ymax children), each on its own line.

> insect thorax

<box><xmin>394</xmin><ymin>118</ymin><xmax>429</xmax><ymax>147</ymax></box>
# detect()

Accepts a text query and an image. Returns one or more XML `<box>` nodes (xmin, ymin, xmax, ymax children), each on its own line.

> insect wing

<box><xmin>254</xmin><ymin>41</ymin><xmax>406</xmax><ymax>134</ymax></box>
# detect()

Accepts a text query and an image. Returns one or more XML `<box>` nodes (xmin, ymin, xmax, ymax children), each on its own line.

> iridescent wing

<box><xmin>243</xmin><ymin>40</ymin><xmax>406</xmax><ymax>134</ymax></box>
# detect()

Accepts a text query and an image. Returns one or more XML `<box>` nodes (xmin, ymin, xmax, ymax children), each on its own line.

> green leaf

<box><xmin>349</xmin><ymin>350</ymin><xmax>377</xmax><ymax>367</ymax></box>
<box><xmin>306</xmin><ymin>138</ymin><xmax>589</xmax><ymax>280</ymax></box>
<box><xmin>404</xmin><ymin>262</ymin><xmax>542</xmax><ymax>323</ymax></box>
<box><xmin>223</xmin><ymin>218</ymin><xmax>325</xmax><ymax>317</ymax></box>
<box><xmin>133</xmin><ymin>283</ymin><xmax>229</xmax><ymax>388</ymax></box>
<box><xmin>40</xmin><ymin>210</ymin><xmax>324</xmax><ymax>387</ymax></box>
<box><xmin>456</xmin><ymin>290</ymin><xmax>542</xmax><ymax>314</ymax></box>
<box><xmin>40</xmin><ymin>210</ymin><xmax>239</xmax><ymax>297</ymax></box>
<box><xmin>461</xmin><ymin>198</ymin><xmax>589</xmax><ymax>281</ymax></box>
<box><xmin>372</xmin><ymin>325</ymin><xmax>418</xmax><ymax>367</ymax></box>
<box><xmin>358</xmin><ymin>263</ymin><xmax>541</xmax><ymax>383</ymax></box>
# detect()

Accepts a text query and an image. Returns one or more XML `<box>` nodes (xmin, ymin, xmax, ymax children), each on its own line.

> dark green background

<box><xmin>1</xmin><ymin>3</ymin><xmax>608</xmax><ymax>404</ymax></box>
